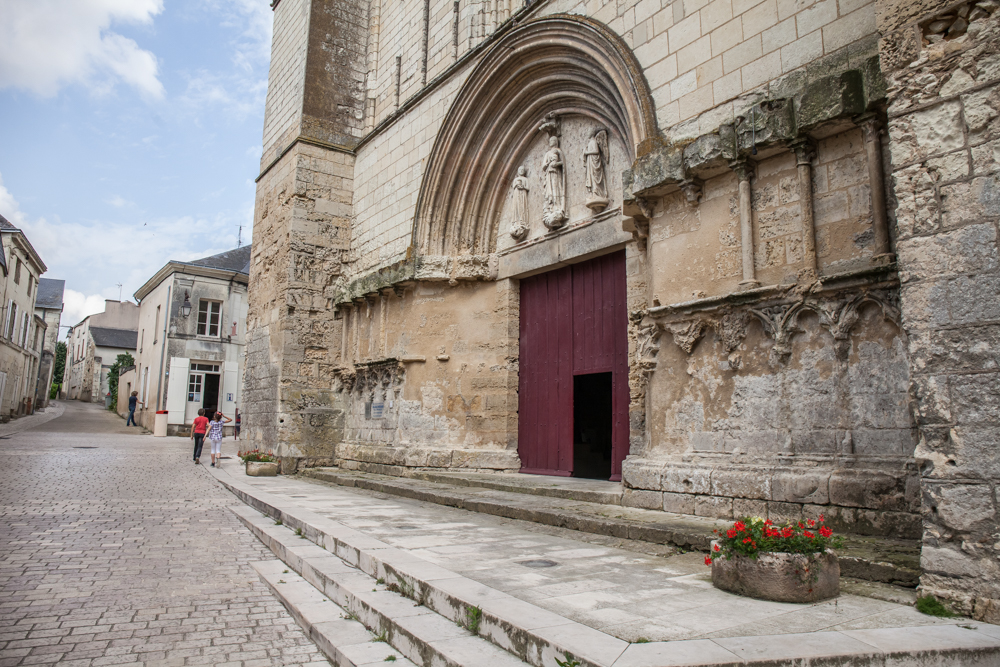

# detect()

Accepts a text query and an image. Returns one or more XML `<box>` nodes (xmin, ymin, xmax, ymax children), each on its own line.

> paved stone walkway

<box><xmin>215</xmin><ymin>468</ymin><xmax>977</xmax><ymax>644</ymax></box>
<box><xmin>0</xmin><ymin>401</ymin><xmax>329</xmax><ymax>667</ymax></box>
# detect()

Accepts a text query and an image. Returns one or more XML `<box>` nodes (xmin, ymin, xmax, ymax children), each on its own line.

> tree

<box><xmin>106</xmin><ymin>352</ymin><xmax>135</xmax><ymax>410</ymax></box>
<box><xmin>50</xmin><ymin>342</ymin><xmax>67</xmax><ymax>399</ymax></box>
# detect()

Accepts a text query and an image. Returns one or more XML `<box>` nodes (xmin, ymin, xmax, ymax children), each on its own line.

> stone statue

<box><xmin>584</xmin><ymin>128</ymin><xmax>609</xmax><ymax>212</ymax></box>
<box><xmin>541</xmin><ymin>136</ymin><xmax>567</xmax><ymax>229</ymax></box>
<box><xmin>509</xmin><ymin>166</ymin><xmax>529</xmax><ymax>240</ymax></box>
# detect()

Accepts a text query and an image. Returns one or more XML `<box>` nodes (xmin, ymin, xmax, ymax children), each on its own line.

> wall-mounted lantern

<box><xmin>181</xmin><ymin>291</ymin><xmax>192</xmax><ymax>318</ymax></box>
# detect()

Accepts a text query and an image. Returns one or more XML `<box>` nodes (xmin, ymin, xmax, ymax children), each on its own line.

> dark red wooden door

<box><xmin>518</xmin><ymin>251</ymin><xmax>629</xmax><ymax>480</ymax></box>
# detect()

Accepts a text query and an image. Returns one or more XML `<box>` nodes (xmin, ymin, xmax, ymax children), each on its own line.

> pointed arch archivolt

<box><xmin>413</xmin><ymin>14</ymin><xmax>658</xmax><ymax>258</ymax></box>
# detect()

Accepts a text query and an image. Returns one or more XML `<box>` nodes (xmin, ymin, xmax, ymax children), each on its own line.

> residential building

<box><xmin>34</xmin><ymin>278</ymin><xmax>64</xmax><ymax>408</ymax></box>
<box><xmin>128</xmin><ymin>246</ymin><xmax>250</xmax><ymax>435</ymax></box>
<box><xmin>245</xmin><ymin>0</ymin><xmax>1000</xmax><ymax>620</ymax></box>
<box><xmin>63</xmin><ymin>301</ymin><xmax>139</xmax><ymax>402</ymax></box>
<box><xmin>0</xmin><ymin>214</ymin><xmax>47</xmax><ymax>418</ymax></box>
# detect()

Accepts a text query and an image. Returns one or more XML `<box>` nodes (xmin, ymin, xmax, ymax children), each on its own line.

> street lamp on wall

<box><xmin>181</xmin><ymin>291</ymin><xmax>192</xmax><ymax>317</ymax></box>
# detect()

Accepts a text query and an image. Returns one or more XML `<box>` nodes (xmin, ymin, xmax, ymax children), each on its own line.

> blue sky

<box><xmin>0</xmin><ymin>0</ymin><xmax>272</xmax><ymax>333</ymax></box>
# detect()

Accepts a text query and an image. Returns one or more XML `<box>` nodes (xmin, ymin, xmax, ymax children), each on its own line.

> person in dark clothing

<box><xmin>127</xmin><ymin>391</ymin><xmax>142</xmax><ymax>426</ymax></box>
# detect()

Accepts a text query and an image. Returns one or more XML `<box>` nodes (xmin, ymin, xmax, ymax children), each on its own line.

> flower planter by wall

<box><xmin>246</xmin><ymin>461</ymin><xmax>279</xmax><ymax>477</ymax></box>
<box><xmin>711</xmin><ymin>548</ymin><xmax>840</xmax><ymax>603</ymax></box>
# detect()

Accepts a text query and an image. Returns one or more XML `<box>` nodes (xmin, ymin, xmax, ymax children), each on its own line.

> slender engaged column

<box><xmin>858</xmin><ymin>114</ymin><xmax>893</xmax><ymax>261</ymax></box>
<box><xmin>732</xmin><ymin>160</ymin><xmax>759</xmax><ymax>288</ymax></box>
<box><xmin>792</xmin><ymin>139</ymin><xmax>818</xmax><ymax>279</ymax></box>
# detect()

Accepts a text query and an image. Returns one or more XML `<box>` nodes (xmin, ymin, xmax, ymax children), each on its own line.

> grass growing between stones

<box><xmin>916</xmin><ymin>595</ymin><xmax>956</xmax><ymax>617</ymax></box>
<box><xmin>555</xmin><ymin>653</ymin><xmax>581</xmax><ymax>667</ymax></box>
<box><xmin>463</xmin><ymin>605</ymin><xmax>482</xmax><ymax>634</ymax></box>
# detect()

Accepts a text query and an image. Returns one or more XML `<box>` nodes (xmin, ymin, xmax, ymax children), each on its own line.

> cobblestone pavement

<box><xmin>0</xmin><ymin>401</ymin><xmax>329</xmax><ymax>667</ymax></box>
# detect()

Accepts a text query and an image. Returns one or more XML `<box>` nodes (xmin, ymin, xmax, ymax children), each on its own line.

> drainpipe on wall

<box><xmin>156</xmin><ymin>285</ymin><xmax>171</xmax><ymax>411</ymax></box>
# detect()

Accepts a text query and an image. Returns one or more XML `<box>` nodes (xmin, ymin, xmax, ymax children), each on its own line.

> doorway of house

<box><xmin>184</xmin><ymin>363</ymin><xmax>222</xmax><ymax>422</ymax></box>
<box><xmin>517</xmin><ymin>250</ymin><xmax>629</xmax><ymax>481</ymax></box>
<box><xmin>573</xmin><ymin>372</ymin><xmax>613</xmax><ymax>479</ymax></box>
<box><xmin>202</xmin><ymin>373</ymin><xmax>220</xmax><ymax>415</ymax></box>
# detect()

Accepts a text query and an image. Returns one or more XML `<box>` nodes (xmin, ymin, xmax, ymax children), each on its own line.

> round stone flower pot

<box><xmin>711</xmin><ymin>547</ymin><xmax>839</xmax><ymax>603</ymax></box>
<box><xmin>245</xmin><ymin>461</ymin><xmax>279</xmax><ymax>477</ymax></box>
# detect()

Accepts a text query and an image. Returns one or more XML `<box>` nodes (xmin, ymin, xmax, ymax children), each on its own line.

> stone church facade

<box><xmin>245</xmin><ymin>0</ymin><xmax>1000</xmax><ymax>620</ymax></box>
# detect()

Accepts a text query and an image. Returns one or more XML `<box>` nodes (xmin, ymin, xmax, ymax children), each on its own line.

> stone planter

<box><xmin>711</xmin><ymin>547</ymin><xmax>839</xmax><ymax>603</ymax></box>
<box><xmin>246</xmin><ymin>461</ymin><xmax>279</xmax><ymax>477</ymax></box>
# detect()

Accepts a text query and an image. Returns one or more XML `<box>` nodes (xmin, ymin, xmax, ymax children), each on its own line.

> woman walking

<box><xmin>208</xmin><ymin>411</ymin><xmax>232</xmax><ymax>467</ymax></box>
<box><xmin>189</xmin><ymin>408</ymin><xmax>209</xmax><ymax>464</ymax></box>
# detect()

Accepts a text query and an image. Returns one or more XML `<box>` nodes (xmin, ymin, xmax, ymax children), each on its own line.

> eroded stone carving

<box><xmin>541</xmin><ymin>136</ymin><xmax>567</xmax><ymax>229</ymax></box>
<box><xmin>635</xmin><ymin>322</ymin><xmax>662</xmax><ymax>373</ymax></box>
<box><xmin>584</xmin><ymin>129</ymin><xmax>610</xmax><ymax>212</ymax></box>
<box><xmin>509</xmin><ymin>166</ymin><xmax>529</xmax><ymax>240</ymax></box>
<box><xmin>665</xmin><ymin>320</ymin><xmax>706</xmax><ymax>354</ymax></box>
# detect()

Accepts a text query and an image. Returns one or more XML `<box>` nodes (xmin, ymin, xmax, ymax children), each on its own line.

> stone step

<box><xmin>302</xmin><ymin>467</ymin><xmax>922</xmax><ymax>587</ymax></box>
<box><xmin>252</xmin><ymin>559</ymin><xmax>420</xmax><ymax>667</ymax></box>
<box><xmin>237</xmin><ymin>507</ymin><xmax>532</xmax><ymax>667</ymax></box>
<box><xmin>219</xmin><ymin>473</ymin><xmax>1000</xmax><ymax>667</ymax></box>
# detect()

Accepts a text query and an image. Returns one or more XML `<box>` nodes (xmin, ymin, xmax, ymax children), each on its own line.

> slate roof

<box><xmin>0</xmin><ymin>213</ymin><xmax>17</xmax><ymax>231</ymax></box>
<box><xmin>36</xmin><ymin>278</ymin><xmax>65</xmax><ymax>310</ymax></box>
<box><xmin>89</xmin><ymin>327</ymin><xmax>138</xmax><ymax>350</ymax></box>
<box><xmin>186</xmin><ymin>245</ymin><xmax>252</xmax><ymax>275</ymax></box>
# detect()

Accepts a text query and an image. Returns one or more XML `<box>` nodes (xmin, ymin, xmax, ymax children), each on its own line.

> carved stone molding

<box><xmin>333</xmin><ymin>359</ymin><xmax>404</xmax><ymax>396</ymax></box>
<box><xmin>640</xmin><ymin>283</ymin><xmax>901</xmax><ymax>366</ymax></box>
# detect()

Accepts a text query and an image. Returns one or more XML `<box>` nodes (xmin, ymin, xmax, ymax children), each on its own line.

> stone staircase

<box><xmin>301</xmin><ymin>467</ymin><xmax>922</xmax><ymax>588</ymax></box>
<box><xmin>208</xmin><ymin>467</ymin><xmax>1000</xmax><ymax>667</ymax></box>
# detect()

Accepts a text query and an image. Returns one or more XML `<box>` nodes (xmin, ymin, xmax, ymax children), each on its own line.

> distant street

<box><xmin>0</xmin><ymin>401</ymin><xmax>329</xmax><ymax>667</ymax></box>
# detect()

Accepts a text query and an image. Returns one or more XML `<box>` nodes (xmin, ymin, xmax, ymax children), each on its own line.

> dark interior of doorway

<box><xmin>202</xmin><ymin>374</ymin><xmax>220</xmax><ymax>416</ymax></box>
<box><xmin>573</xmin><ymin>372</ymin><xmax>613</xmax><ymax>480</ymax></box>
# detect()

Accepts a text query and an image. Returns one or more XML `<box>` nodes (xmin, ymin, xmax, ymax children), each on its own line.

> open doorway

<box><xmin>573</xmin><ymin>372</ymin><xmax>613</xmax><ymax>480</ymax></box>
<box><xmin>202</xmin><ymin>373</ymin><xmax>220</xmax><ymax>415</ymax></box>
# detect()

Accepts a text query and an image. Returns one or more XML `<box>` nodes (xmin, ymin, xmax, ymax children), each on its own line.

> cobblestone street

<box><xmin>0</xmin><ymin>401</ymin><xmax>329</xmax><ymax>667</ymax></box>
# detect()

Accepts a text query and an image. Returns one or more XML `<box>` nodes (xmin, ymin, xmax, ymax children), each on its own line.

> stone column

<box><xmin>791</xmin><ymin>139</ymin><xmax>818</xmax><ymax>278</ymax></box>
<box><xmin>858</xmin><ymin>114</ymin><xmax>893</xmax><ymax>261</ymax></box>
<box><xmin>732</xmin><ymin>160</ymin><xmax>759</xmax><ymax>288</ymax></box>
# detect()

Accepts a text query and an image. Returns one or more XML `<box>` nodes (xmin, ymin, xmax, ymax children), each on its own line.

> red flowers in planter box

<box><xmin>706</xmin><ymin>515</ymin><xmax>844</xmax><ymax>564</ymax></box>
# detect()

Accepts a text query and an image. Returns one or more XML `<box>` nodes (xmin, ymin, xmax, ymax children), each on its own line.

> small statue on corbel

<box><xmin>509</xmin><ymin>166</ymin><xmax>529</xmax><ymax>241</ymax></box>
<box><xmin>537</xmin><ymin>112</ymin><xmax>561</xmax><ymax>138</ymax></box>
<box><xmin>584</xmin><ymin>128</ymin><xmax>610</xmax><ymax>213</ymax></box>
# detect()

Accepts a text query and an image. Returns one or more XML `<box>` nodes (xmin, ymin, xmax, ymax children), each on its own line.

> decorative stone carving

<box><xmin>509</xmin><ymin>166</ymin><xmax>529</xmax><ymax>240</ymax></box>
<box><xmin>680</xmin><ymin>178</ymin><xmax>703</xmax><ymax>206</ymax></box>
<box><xmin>584</xmin><ymin>129</ymin><xmax>610</xmax><ymax>212</ymax></box>
<box><xmin>665</xmin><ymin>320</ymin><xmax>706</xmax><ymax>354</ymax></box>
<box><xmin>635</xmin><ymin>323</ymin><xmax>662</xmax><ymax>373</ymax></box>
<box><xmin>541</xmin><ymin>136</ymin><xmax>568</xmax><ymax>229</ymax></box>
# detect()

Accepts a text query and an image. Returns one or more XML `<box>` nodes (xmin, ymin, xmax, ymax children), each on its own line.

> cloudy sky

<box><xmin>0</xmin><ymin>0</ymin><xmax>272</xmax><ymax>336</ymax></box>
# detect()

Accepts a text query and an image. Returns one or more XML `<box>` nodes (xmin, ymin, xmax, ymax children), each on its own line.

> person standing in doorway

<box><xmin>190</xmin><ymin>408</ymin><xmax>209</xmax><ymax>464</ymax></box>
<box><xmin>234</xmin><ymin>407</ymin><xmax>241</xmax><ymax>441</ymax></box>
<box><xmin>126</xmin><ymin>391</ymin><xmax>142</xmax><ymax>426</ymax></box>
<box><xmin>208</xmin><ymin>411</ymin><xmax>232</xmax><ymax>467</ymax></box>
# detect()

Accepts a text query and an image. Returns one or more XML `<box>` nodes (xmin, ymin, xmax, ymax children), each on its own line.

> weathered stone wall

<box><xmin>878</xmin><ymin>0</ymin><xmax>1000</xmax><ymax>622</ymax></box>
<box><xmin>331</xmin><ymin>278</ymin><xmax>520</xmax><ymax>471</ymax></box>
<box><xmin>245</xmin><ymin>0</ymin><xmax>367</xmax><ymax>467</ymax></box>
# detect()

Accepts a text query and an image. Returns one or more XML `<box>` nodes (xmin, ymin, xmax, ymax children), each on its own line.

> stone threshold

<box><xmin>302</xmin><ymin>467</ymin><xmax>922</xmax><ymax>587</ymax></box>
<box><xmin>213</xmin><ymin>468</ymin><xmax>1000</xmax><ymax>667</ymax></box>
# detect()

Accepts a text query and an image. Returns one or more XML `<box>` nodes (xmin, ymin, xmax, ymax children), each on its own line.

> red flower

<box><xmin>781</xmin><ymin>527</ymin><xmax>794</xmax><ymax>538</ymax></box>
<box><xmin>713</xmin><ymin>544</ymin><xmax>721</xmax><ymax>552</ymax></box>
<box><xmin>818</xmin><ymin>514</ymin><xmax>825</xmax><ymax>522</ymax></box>
<box><xmin>705</xmin><ymin>556</ymin><xmax>713</xmax><ymax>566</ymax></box>
<box><xmin>803</xmin><ymin>531</ymin><xmax>815</xmax><ymax>538</ymax></box>
<box><xmin>764</xmin><ymin>519</ymin><xmax>773</xmax><ymax>526</ymax></box>
<box><xmin>798</xmin><ymin>522</ymin><xmax>805</xmax><ymax>529</ymax></box>
<box><xmin>727</xmin><ymin>529</ymin><xmax>737</xmax><ymax>539</ymax></box>
<box><xmin>734</xmin><ymin>521</ymin><xmax>747</xmax><ymax>532</ymax></box>
<box><xmin>743</xmin><ymin>537</ymin><xmax>752</xmax><ymax>544</ymax></box>
<box><xmin>808</xmin><ymin>519</ymin><xmax>816</xmax><ymax>527</ymax></box>
<box><xmin>819</xmin><ymin>526</ymin><xmax>833</xmax><ymax>538</ymax></box>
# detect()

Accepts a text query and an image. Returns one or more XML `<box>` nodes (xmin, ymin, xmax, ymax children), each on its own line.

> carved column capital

<box><xmin>855</xmin><ymin>113</ymin><xmax>882</xmax><ymax>143</ymax></box>
<box><xmin>729</xmin><ymin>159</ymin><xmax>755</xmax><ymax>183</ymax></box>
<box><xmin>790</xmin><ymin>138</ymin><xmax>816</xmax><ymax>166</ymax></box>
<box><xmin>680</xmin><ymin>178</ymin><xmax>703</xmax><ymax>206</ymax></box>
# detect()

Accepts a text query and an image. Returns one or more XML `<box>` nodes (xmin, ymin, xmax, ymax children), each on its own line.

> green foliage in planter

<box><xmin>238</xmin><ymin>449</ymin><xmax>277</xmax><ymax>463</ymax></box>
<box><xmin>705</xmin><ymin>515</ymin><xmax>844</xmax><ymax>565</ymax></box>
<box><xmin>916</xmin><ymin>595</ymin><xmax>956</xmax><ymax>617</ymax></box>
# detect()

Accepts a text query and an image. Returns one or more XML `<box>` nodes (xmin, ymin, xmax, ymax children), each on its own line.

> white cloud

<box><xmin>106</xmin><ymin>195</ymin><xmax>131</xmax><ymax>208</ymax></box>
<box><xmin>62</xmin><ymin>289</ymin><xmax>111</xmax><ymax>333</ymax></box>
<box><xmin>0</xmin><ymin>172</ymin><xmax>252</xmax><ymax>336</ymax></box>
<box><xmin>0</xmin><ymin>0</ymin><xmax>165</xmax><ymax>100</ymax></box>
